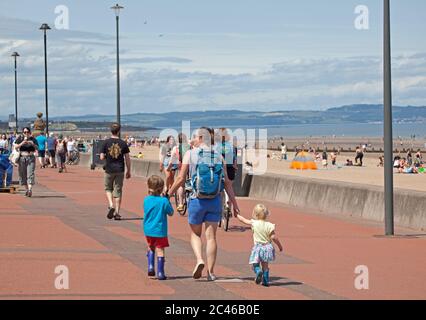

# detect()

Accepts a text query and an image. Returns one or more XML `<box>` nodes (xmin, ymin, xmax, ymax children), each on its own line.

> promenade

<box><xmin>1</xmin><ymin>165</ymin><xmax>425</xmax><ymax>300</ymax></box>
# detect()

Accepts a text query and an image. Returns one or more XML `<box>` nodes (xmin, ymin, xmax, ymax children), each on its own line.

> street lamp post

<box><xmin>11</xmin><ymin>52</ymin><xmax>20</xmax><ymax>132</ymax></box>
<box><xmin>111</xmin><ymin>4</ymin><xmax>124</xmax><ymax>137</ymax></box>
<box><xmin>40</xmin><ymin>23</ymin><xmax>51</xmax><ymax>135</ymax></box>
<box><xmin>383</xmin><ymin>0</ymin><xmax>394</xmax><ymax>235</ymax></box>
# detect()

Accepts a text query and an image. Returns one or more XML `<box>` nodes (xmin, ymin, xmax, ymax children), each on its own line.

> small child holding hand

<box><xmin>236</xmin><ymin>204</ymin><xmax>283</xmax><ymax>287</ymax></box>
<box><xmin>143</xmin><ymin>175</ymin><xmax>174</xmax><ymax>280</ymax></box>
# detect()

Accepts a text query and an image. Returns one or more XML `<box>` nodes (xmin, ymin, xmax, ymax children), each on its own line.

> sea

<box><xmin>140</xmin><ymin>123</ymin><xmax>426</xmax><ymax>139</ymax></box>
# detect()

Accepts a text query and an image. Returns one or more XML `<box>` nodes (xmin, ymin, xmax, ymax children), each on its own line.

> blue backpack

<box><xmin>191</xmin><ymin>149</ymin><xmax>224</xmax><ymax>199</ymax></box>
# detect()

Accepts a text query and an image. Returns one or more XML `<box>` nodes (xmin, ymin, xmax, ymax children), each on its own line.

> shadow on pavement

<box><xmin>225</xmin><ymin>226</ymin><xmax>250</xmax><ymax>232</ymax></box>
<box><xmin>239</xmin><ymin>276</ymin><xmax>303</xmax><ymax>287</ymax></box>
<box><xmin>31</xmin><ymin>195</ymin><xmax>67</xmax><ymax>199</ymax></box>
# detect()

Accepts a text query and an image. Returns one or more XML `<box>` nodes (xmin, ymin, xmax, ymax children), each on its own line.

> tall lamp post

<box><xmin>40</xmin><ymin>23</ymin><xmax>51</xmax><ymax>135</ymax></box>
<box><xmin>383</xmin><ymin>0</ymin><xmax>394</xmax><ymax>235</ymax></box>
<box><xmin>111</xmin><ymin>4</ymin><xmax>124</xmax><ymax>137</ymax></box>
<box><xmin>11</xmin><ymin>52</ymin><xmax>20</xmax><ymax>132</ymax></box>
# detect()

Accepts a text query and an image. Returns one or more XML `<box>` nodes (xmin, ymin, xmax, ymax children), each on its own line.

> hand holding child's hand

<box><xmin>233</xmin><ymin>207</ymin><xmax>240</xmax><ymax>217</ymax></box>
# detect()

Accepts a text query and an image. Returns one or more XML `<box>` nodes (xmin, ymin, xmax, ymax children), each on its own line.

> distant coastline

<box><xmin>2</xmin><ymin>104</ymin><xmax>426</xmax><ymax>138</ymax></box>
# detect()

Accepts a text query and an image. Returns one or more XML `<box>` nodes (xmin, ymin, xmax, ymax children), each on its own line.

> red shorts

<box><xmin>146</xmin><ymin>236</ymin><xmax>169</xmax><ymax>249</ymax></box>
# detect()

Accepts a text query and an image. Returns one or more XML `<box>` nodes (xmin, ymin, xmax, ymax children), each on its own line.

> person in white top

<box><xmin>66</xmin><ymin>137</ymin><xmax>76</xmax><ymax>163</ymax></box>
<box><xmin>236</xmin><ymin>204</ymin><xmax>283</xmax><ymax>287</ymax></box>
<box><xmin>0</xmin><ymin>134</ymin><xmax>9</xmax><ymax>154</ymax></box>
<box><xmin>280</xmin><ymin>143</ymin><xmax>287</xmax><ymax>161</ymax></box>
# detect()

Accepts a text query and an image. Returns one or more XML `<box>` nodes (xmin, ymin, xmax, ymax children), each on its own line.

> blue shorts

<box><xmin>163</xmin><ymin>157</ymin><xmax>178</xmax><ymax>171</ymax></box>
<box><xmin>188</xmin><ymin>195</ymin><xmax>222</xmax><ymax>225</ymax></box>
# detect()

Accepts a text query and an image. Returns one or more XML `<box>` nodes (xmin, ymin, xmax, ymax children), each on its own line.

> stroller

<box><xmin>67</xmin><ymin>150</ymin><xmax>80</xmax><ymax>165</ymax></box>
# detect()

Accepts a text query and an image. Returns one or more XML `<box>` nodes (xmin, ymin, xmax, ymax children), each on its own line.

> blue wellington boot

<box><xmin>262</xmin><ymin>270</ymin><xmax>270</xmax><ymax>287</ymax></box>
<box><xmin>157</xmin><ymin>257</ymin><xmax>167</xmax><ymax>280</ymax></box>
<box><xmin>147</xmin><ymin>250</ymin><xmax>155</xmax><ymax>277</ymax></box>
<box><xmin>253</xmin><ymin>264</ymin><xmax>263</xmax><ymax>284</ymax></box>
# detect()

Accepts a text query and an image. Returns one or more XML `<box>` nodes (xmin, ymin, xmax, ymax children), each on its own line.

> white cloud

<box><xmin>0</xmin><ymin>16</ymin><xmax>425</xmax><ymax>117</ymax></box>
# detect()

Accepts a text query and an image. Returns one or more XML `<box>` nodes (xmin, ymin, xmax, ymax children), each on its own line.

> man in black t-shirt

<box><xmin>100</xmin><ymin>123</ymin><xmax>131</xmax><ymax>220</ymax></box>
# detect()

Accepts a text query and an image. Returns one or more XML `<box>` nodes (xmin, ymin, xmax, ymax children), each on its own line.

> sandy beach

<box><xmin>129</xmin><ymin>145</ymin><xmax>426</xmax><ymax>193</ymax></box>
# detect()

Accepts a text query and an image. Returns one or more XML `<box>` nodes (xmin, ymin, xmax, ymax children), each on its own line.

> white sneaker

<box><xmin>207</xmin><ymin>273</ymin><xmax>217</xmax><ymax>281</ymax></box>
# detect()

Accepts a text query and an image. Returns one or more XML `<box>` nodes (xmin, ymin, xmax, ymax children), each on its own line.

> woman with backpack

<box><xmin>168</xmin><ymin>127</ymin><xmax>240</xmax><ymax>281</ymax></box>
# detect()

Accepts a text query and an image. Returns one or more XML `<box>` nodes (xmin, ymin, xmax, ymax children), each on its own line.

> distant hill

<box><xmin>49</xmin><ymin>104</ymin><xmax>426</xmax><ymax>128</ymax></box>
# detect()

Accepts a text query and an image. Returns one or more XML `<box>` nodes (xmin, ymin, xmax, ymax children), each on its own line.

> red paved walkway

<box><xmin>0</xmin><ymin>166</ymin><xmax>425</xmax><ymax>300</ymax></box>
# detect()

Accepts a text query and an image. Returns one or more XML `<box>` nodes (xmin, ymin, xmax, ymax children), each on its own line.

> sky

<box><xmin>0</xmin><ymin>0</ymin><xmax>425</xmax><ymax>118</ymax></box>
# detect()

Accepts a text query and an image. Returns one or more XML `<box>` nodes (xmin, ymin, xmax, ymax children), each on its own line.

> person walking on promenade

<box><xmin>67</xmin><ymin>137</ymin><xmax>76</xmax><ymax>164</ymax></box>
<box><xmin>143</xmin><ymin>175</ymin><xmax>174</xmax><ymax>280</ymax></box>
<box><xmin>8</xmin><ymin>133</ymin><xmax>17</xmax><ymax>154</ymax></box>
<box><xmin>46</xmin><ymin>133</ymin><xmax>57</xmax><ymax>168</ymax></box>
<box><xmin>159</xmin><ymin>135</ymin><xmax>177</xmax><ymax>193</ymax></box>
<box><xmin>216</xmin><ymin>128</ymin><xmax>238</xmax><ymax>209</ymax></box>
<box><xmin>100</xmin><ymin>123</ymin><xmax>131</xmax><ymax>221</ymax></box>
<box><xmin>56</xmin><ymin>135</ymin><xmax>68</xmax><ymax>173</ymax></box>
<box><xmin>168</xmin><ymin>127</ymin><xmax>240</xmax><ymax>281</ymax></box>
<box><xmin>0</xmin><ymin>134</ymin><xmax>9</xmax><ymax>154</ymax></box>
<box><xmin>168</xmin><ymin>133</ymin><xmax>191</xmax><ymax>213</ymax></box>
<box><xmin>14</xmin><ymin>127</ymin><xmax>39</xmax><ymax>197</ymax></box>
<box><xmin>236</xmin><ymin>204</ymin><xmax>283</xmax><ymax>287</ymax></box>
<box><xmin>35</xmin><ymin>132</ymin><xmax>47</xmax><ymax>169</ymax></box>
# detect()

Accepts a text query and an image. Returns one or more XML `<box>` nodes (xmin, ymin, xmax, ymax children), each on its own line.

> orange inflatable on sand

<box><xmin>290</xmin><ymin>151</ymin><xmax>318</xmax><ymax>170</ymax></box>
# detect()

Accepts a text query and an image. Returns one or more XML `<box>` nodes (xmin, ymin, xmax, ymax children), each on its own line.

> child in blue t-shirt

<box><xmin>143</xmin><ymin>175</ymin><xmax>174</xmax><ymax>280</ymax></box>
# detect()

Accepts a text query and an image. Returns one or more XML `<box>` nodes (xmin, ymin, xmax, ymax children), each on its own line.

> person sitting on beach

<box><xmin>345</xmin><ymin>159</ymin><xmax>353</xmax><ymax>166</ymax></box>
<box><xmin>396</xmin><ymin>158</ymin><xmax>406</xmax><ymax>172</ymax></box>
<box><xmin>393</xmin><ymin>154</ymin><xmax>401</xmax><ymax>168</ymax></box>
<box><xmin>398</xmin><ymin>161</ymin><xmax>419</xmax><ymax>174</ymax></box>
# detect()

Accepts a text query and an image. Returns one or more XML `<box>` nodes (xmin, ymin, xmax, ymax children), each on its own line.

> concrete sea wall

<box><xmin>248</xmin><ymin>174</ymin><xmax>426</xmax><ymax>231</ymax></box>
